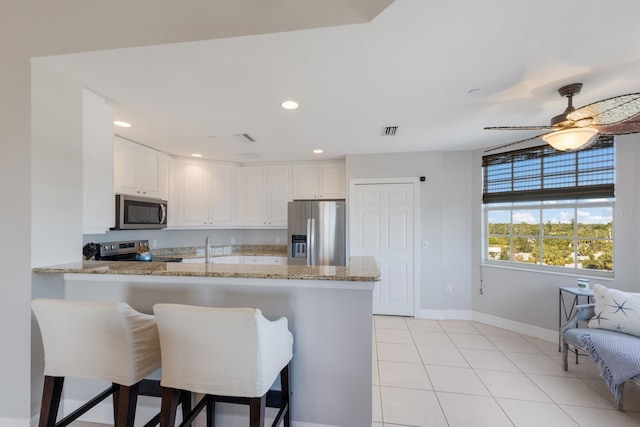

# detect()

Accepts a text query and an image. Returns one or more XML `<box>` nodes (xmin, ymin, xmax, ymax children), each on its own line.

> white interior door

<box><xmin>351</xmin><ymin>182</ymin><xmax>415</xmax><ymax>316</ymax></box>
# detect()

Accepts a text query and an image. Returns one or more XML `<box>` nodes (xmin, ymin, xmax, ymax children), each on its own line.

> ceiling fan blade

<box><xmin>483</xmin><ymin>132</ymin><xmax>552</xmax><ymax>153</ymax></box>
<box><xmin>484</xmin><ymin>125</ymin><xmax>557</xmax><ymax>131</ymax></box>
<box><xmin>568</xmin><ymin>93</ymin><xmax>640</xmax><ymax>126</ymax></box>
<box><xmin>598</xmin><ymin>116</ymin><xmax>640</xmax><ymax>135</ymax></box>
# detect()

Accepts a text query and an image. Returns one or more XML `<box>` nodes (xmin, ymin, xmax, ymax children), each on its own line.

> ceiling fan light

<box><xmin>542</xmin><ymin>127</ymin><xmax>599</xmax><ymax>151</ymax></box>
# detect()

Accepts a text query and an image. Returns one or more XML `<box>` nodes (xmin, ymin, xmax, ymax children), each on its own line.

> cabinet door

<box><xmin>114</xmin><ymin>138</ymin><xmax>161</xmax><ymax>198</ymax></box>
<box><xmin>178</xmin><ymin>161</ymin><xmax>211</xmax><ymax>226</ymax></box>
<box><xmin>137</xmin><ymin>148</ymin><xmax>160</xmax><ymax>197</ymax></box>
<box><xmin>318</xmin><ymin>162</ymin><xmax>346</xmax><ymax>199</ymax></box>
<box><xmin>267</xmin><ymin>165</ymin><xmax>292</xmax><ymax>227</ymax></box>
<box><xmin>114</xmin><ymin>138</ymin><xmax>138</xmax><ymax>195</ymax></box>
<box><xmin>210</xmin><ymin>165</ymin><xmax>236</xmax><ymax>226</ymax></box>
<box><xmin>243</xmin><ymin>166</ymin><xmax>269</xmax><ymax>225</ymax></box>
<box><xmin>292</xmin><ymin>164</ymin><xmax>319</xmax><ymax>199</ymax></box>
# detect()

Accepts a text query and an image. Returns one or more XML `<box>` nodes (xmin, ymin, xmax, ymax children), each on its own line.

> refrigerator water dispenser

<box><xmin>291</xmin><ymin>235</ymin><xmax>307</xmax><ymax>259</ymax></box>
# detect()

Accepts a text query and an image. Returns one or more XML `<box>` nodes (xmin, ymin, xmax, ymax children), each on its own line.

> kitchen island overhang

<box><xmin>33</xmin><ymin>256</ymin><xmax>380</xmax><ymax>427</ymax></box>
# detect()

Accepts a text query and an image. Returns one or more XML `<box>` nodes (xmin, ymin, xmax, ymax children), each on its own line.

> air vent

<box><xmin>382</xmin><ymin>126</ymin><xmax>398</xmax><ymax>136</ymax></box>
<box><xmin>233</xmin><ymin>133</ymin><xmax>257</xmax><ymax>143</ymax></box>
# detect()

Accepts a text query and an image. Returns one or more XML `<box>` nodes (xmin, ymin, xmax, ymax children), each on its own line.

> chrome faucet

<box><xmin>205</xmin><ymin>235</ymin><xmax>211</xmax><ymax>263</ymax></box>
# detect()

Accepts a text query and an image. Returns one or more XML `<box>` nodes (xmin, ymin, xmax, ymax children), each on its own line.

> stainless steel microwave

<box><xmin>113</xmin><ymin>194</ymin><xmax>167</xmax><ymax>230</ymax></box>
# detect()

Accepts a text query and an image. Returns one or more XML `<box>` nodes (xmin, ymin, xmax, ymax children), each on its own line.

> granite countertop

<box><xmin>32</xmin><ymin>256</ymin><xmax>381</xmax><ymax>282</ymax></box>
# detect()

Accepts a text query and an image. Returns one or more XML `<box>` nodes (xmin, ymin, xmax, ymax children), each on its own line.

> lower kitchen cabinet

<box><xmin>181</xmin><ymin>256</ymin><xmax>286</xmax><ymax>265</ymax></box>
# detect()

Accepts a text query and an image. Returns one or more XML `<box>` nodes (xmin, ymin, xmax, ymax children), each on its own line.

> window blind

<box><xmin>482</xmin><ymin>136</ymin><xmax>614</xmax><ymax>204</ymax></box>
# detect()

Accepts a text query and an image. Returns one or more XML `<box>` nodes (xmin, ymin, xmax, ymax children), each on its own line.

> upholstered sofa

<box><xmin>561</xmin><ymin>284</ymin><xmax>640</xmax><ymax>410</ymax></box>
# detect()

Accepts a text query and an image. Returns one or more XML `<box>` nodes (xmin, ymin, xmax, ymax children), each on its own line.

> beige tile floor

<box><xmin>373</xmin><ymin>315</ymin><xmax>640</xmax><ymax>427</ymax></box>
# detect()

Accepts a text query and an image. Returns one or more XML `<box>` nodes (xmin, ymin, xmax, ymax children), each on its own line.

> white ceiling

<box><xmin>37</xmin><ymin>0</ymin><xmax>640</xmax><ymax>162</ymax></box>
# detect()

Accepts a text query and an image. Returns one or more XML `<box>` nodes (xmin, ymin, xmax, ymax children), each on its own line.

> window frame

<box><xmin>481</xmin><ymin>137</ymin><xmax>615</xmax><ymax>276</ymax></box>
<box><xmin>483</xmin><ymin>199</ymin><xmax>614</xmax><ymax>276</ymax></box>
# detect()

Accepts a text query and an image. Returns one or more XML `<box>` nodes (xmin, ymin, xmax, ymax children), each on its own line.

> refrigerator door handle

<box><xmin>306</xmin><ymin>218</ymin><xmax>312</xmax><ymax>266</ymax></box>
<box><xmin>309</xmin><ymin>218</ymin><xmax>316</xmax><ymax>266</ymax></box>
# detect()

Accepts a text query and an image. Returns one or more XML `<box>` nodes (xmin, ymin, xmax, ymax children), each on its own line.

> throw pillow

<box><xmin>587</xmin><ymin>283</ymin><xmax>640</xmax><ymax>338</ymax></box>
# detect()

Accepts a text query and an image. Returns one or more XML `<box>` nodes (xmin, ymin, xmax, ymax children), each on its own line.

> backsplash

<box><xmin>83</xmin><ymin>228</ymin><xmax>288</xmax><ymax>248</ymax></box>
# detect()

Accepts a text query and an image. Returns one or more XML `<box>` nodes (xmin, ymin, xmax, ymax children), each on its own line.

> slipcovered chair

<box><xmin>32</xmin><ymin>298</ymin><xmax>188</xmax><ymax>427</ymax></box>
<box><xmin>562</xmin><ymin>283</ymin><xmax>640</xmax><ymax>410</ymax></box>
<box><xmin>153</xmin><ymin>304</ymin><xmax>293</xmax><ymax>427</ymax></box>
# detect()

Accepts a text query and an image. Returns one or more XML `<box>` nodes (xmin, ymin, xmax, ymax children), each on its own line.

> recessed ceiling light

<box><xmin>313</xmin><ymin>149</ymin><xmax>324</xmax><ymax>154</ymax></box>
<box><xmin>113</xmin><ymin>121</ymin><xmax>132</xmax><ymax>128</ymax></box>
<box><xmin>191</xmin><ymin>153</ymin><xmax>203</xmax><ymax>158</ymax></box>
<box><xmin>281</xmin><ymin>100</ymin><xmax>299</xmax><ymax>110</ymax></box>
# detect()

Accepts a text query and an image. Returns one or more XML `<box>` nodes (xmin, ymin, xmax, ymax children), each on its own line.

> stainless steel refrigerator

<box><xmin>287</xmin><ymin>200</ymin><xmax>346</xmax><ymax>266</ymax></box>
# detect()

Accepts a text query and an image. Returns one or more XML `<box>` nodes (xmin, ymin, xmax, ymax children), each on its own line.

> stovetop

<box><xmin>89</xmin><ymin>240</ymin><xmax>182</xmax><ymax>262</ymax></box>
<box><xmin>97</xmin><ymin>239</ymin><xmax>149</xmax><ymax>259</ymax></box>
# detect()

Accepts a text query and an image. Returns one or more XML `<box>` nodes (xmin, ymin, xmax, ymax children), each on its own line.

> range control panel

<box><xmin>99</xmin><ymin>239</ymin><xmax>149</xmax><ymax>257</ymax></box>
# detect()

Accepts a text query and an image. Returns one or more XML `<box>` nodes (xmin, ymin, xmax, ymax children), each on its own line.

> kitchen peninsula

<box><xmin>33</xmin><ymin>255</ymin><xmax>380</xmax><ymax>427</ymax></box>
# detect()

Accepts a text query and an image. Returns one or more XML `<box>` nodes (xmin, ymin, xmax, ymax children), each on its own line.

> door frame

<box><xmin>348</xmin><ymin>177</ymin><xmax>421</xmax><ymax>317</ymax></box>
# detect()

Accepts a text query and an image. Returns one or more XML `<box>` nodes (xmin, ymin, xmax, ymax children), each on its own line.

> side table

<box><xmin>558</xmin><ymin>286</ymin><xmax>595</xmax><ymax>360</ymax></box>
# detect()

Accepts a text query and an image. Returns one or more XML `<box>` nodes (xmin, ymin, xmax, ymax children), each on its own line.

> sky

<box><xmin>488</xmin><ymin>203</ymin><xmax>613</xmax><ymax>225</ymax></box>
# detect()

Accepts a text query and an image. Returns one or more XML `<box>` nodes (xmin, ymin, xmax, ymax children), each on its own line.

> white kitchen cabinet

<box><xmin>292</xmin><ymin>162</ymin><xmax>345</xmax><ymax>200</ymax></box>
<box><xmin>242</xmin><ymin>256</ymin><xmax>287</xmax><ymax>265</ymax></box>
<box><xmin>181</xmin><ymin>256</ymin><xmax>284</xmax><ymax>264</ymax></box>
<box><xmin>175</xmin><ymin>159</ymin><xmax>238</xmax><ymax>227</ymax></box>
<box><xmin>213</xmin><ymin>256</ymin><xmax>241</xmax><ymax>264</ymax></box>
<box><xmin>83</xmin><ymin>89</ymin><xmax>114</xmax><ymax>234</ymax></box>
<box><xmin>242</xmin><ymin>165</ymin><xmax>292</xmax><ymax>227</ymax></box>
<box><xmin>114</xmin><ymin>137</ymin><xmax>164</xmax><ymax>199</ymax></box>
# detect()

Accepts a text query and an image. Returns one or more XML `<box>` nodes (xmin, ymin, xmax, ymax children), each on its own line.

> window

<box><xmin>482</xmin><ymin>136</ymin><xmax>614</xmax><ymax>273</ymax></box>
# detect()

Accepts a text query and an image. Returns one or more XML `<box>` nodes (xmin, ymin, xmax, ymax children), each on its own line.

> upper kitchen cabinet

<box><xmin>114</xmin><ymin>137</ymin><xmax>167</xmax><ymax>199</ymax></box>
<box><xmin>292</xmin><ymin>162</ymin><xmax>346</xmax><ymax>200</ymax></box>
<box><xmin>174</xmin><ymin>159</ymin><xmax>238</xmax><ymax>228</ymax></box>
<box><xmin>83</xmin><ymin>89</ymin><xmax>114</xmax><ymax>234</ymax></box>
<box><xmin>242</xmin><ymin>165</ymin><xmax>292</xmax><ymax>227</ymax></box>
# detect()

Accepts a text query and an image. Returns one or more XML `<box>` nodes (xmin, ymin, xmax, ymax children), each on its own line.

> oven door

<box><xmin>114</xmin><ymin>194</ymin><xmax>167</xmax><ymax>229</ymax></box>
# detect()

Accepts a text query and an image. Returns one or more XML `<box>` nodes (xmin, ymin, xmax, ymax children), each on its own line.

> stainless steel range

<box><xmin>88</xmin><ymin>239</ymin><xmax>182</xmax><ymax>262</ymax></box>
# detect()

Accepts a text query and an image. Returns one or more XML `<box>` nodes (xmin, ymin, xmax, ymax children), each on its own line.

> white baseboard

<box><xmin>416</xmin><ymin>309</ymin><xmax>558</xmax><ymax>343</ymax></box>
<box><xmin>417</xmin><ymin>309</ymin><xmax>473</xmax><ymax>320</ymax></box>
<box><xmin>0</xmin><ymin>416</ymin><xmax>30</xmax><ymax>427</ymax></box>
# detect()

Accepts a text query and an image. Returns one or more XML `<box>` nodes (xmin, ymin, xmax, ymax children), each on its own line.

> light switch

<box><xmin>422</xmin><ymin>240</ymin><xmax>428</xmax><ymax>249</ymax></box>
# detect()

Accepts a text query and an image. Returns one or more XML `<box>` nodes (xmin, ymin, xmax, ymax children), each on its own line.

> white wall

<box><xmin>1</xmin><ymin>20</ymin><xmax>33</xmax><ymax>426</ymax></box>
<box><xmin>346</xmin><ymin>151</ymin><xmax>474</xmax><ymax>315</ymax></box>
<box><xmin>31</xmin><ymin>61</ymin><xmax>85</xmax><ymax>267</ymax></box>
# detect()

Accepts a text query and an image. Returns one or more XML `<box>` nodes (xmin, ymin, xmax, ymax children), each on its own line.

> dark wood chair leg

<box><xmin>112</xmin><ymin>383</ymin><xmax>120</xmax><ymax>423</ymax></box>
<box><xmin>115</xmin><ymin>383</ymin><xmax>140</xmax><ymax>427</ymax></box>
<box><xmin>160</xmin><ymin>387</ymin><xmax>181</xmax><ymax>427</ymax></box>
<box><xmin>180</xmin><ymin>391</ymin><xmax>192</xmax><ymax>426</ymax></box>
<box><xmin>249</xmin><ymin>395</ymin><xmax>265</xmax><ymax>427</ymax></box>
<box><xmin>39</xmin><ymin>376</ymin><xmax>64</xmax><ymax>427</ymax></box>
<box><xmin>281</xmin><ymin>363</ymin><xmax>291</xmax><ymax>427</ymax></box>
<box><xmin>206</xmin><ymin>397</ymin><xmax>215</xmax><ymax>427</ymax></box>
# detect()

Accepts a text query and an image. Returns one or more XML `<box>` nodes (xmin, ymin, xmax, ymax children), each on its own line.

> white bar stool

<box><xmin>32</xmin><ymin>298</ymin><xmax>185</xmax><ymax>427</ymax></box>
<box><xmin>153</xmin><ymin>304</ymin><xmax>293</xmax><ymax>427</ymax></box>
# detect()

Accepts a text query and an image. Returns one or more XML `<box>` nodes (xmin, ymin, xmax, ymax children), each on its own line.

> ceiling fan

<box><xmin>484</xmin><ymin>83</ymin><xmax>640</xmax><ymax>153</ymax></box>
